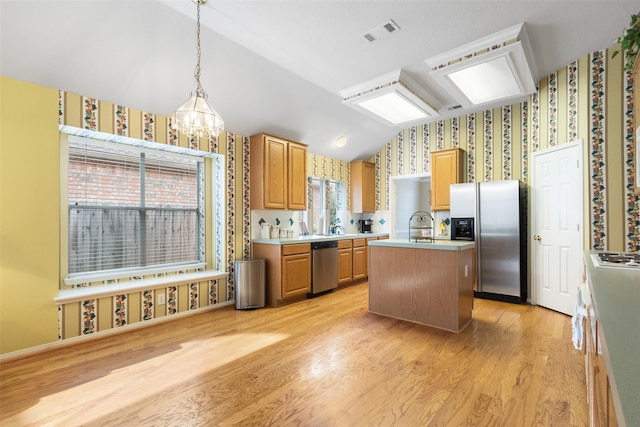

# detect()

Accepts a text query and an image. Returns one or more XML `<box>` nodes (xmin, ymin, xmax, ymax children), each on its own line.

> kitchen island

<box><xmin>368</xmin><ymin>239</ymin><xmax>475</xmax><ymax>333</ymax></box>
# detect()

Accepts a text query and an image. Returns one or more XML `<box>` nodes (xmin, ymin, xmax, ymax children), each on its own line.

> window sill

<box><xmin>64</xmin><ymin>262</ymin><xmax>207</xmax><ymax>287</ymax></box>
<box><xmin>54</xmin><ymin>270</ymin><xmax>227</xmax><ymax>305</ymax></box>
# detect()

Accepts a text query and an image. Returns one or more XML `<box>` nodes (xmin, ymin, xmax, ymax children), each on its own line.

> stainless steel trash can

<box><xmin>234</xmin><ymin>258</ymin><xmax>266</xmax><ymax>309</ymax></box>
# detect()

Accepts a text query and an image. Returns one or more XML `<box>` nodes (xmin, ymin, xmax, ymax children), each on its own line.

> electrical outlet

<box><xmin>464</xmin><ymin>265</ymin><xmax>468</xmax><ymax>277</ymax></box>
<box><xmin>157</xmin><ymin>292</ymin><xmax>165</xmax><ymax>305</ymax></box>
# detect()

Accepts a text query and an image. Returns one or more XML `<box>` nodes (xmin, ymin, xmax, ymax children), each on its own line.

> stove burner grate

<box><xmin>598</xmin><ymin>252</ymin><xmax>640</xmax><ymax>264</ymax></box>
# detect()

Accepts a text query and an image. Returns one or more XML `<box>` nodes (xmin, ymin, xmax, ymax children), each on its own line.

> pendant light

<box><xmin>172</xmin><ymin>0</ymin><xmax>224</xmax><ymax>138</ymax></box>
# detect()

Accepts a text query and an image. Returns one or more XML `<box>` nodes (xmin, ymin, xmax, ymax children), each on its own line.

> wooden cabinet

<box><xmin>287</xmin><ymin>142</ymin><xmax>308</xmax><ymax>210</ymax></box>
<box><xmin>282</xmin><ymin>249</ymin><xmax>311</xmax><ymax>300</ymax></box>
<box><xmin>338</xmin><ymin>238</ymin><xmax>373</xmax><ymax>286</ymax></box>
<box><xmin>431</xmin><ymin>148</ymin><xmax>464</xmax><ymax>211</ymax></box>
<box><xmin>252</xmin><ymin>243</ymin><xmax>311</xmax><ymax>306</ymax></box>
<box><xmin>337</xmin><ymin>239</ymin><xmax>353</xmax><ymax>286</ymax></box>
<box><xmin>350</xmin><ymin>160</ymin><xmax>375</xmax><ymax>213</ymax></box>
<box><xmin>585</xmin><ymin>289</ymin><xmax>618</xmax><ymax>427</ymax></box>
<box><xmin>352</xmin><ymin>238</ymin><xmax>367</xmax><ymax>281</ymax></box>
<box><xmin>250</xmin><ymin>133</ymin><xmax>308</xmax><ymax>210</ymax></box>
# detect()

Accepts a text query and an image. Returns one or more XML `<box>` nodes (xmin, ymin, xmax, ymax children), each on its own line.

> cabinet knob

<box><xmin>534</xmin><ymin>235</ymin><xmax>542</xmax><ymax>241</ymax></box>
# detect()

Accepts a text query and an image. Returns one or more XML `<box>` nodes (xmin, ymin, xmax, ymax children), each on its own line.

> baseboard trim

<box><xmin>0</xmin><ymin>300</ymin><xmax>235</xmax><ymax>364</ymax></box>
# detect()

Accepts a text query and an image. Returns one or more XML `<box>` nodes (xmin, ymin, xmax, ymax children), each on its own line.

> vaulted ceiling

<box><xmin>1</xmin><ymin>1</ymin><xmax>637</xmax><ymax>161</ymax></box>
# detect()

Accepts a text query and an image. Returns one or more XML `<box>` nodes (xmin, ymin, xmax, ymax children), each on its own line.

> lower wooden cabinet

<box><xmin>254</xmin><ymin>236</ymin><xmax>390</xmax><ymax>303</ymax></box>
<box><xmin>282</xmin><ymin>252</ymin><xmax>311</xmax><ymax>300</ymax></box>
<box><xmin>352</xmin><ymin>238</ymin><xmax>367</xmax><ymax>281</ymax></box>
<box><xmin>337</xmin><ymin>240</ymin><xmax>353</xmax><ymax>286</ymax></box>
<box><xmin>253</xmin><ymin>243</ymin><xmax>311</xmax><ymax>306</ymax></box>
<box><xmin>586</xmin><ymin>290</ymin><xmax>618</xmax><ymax>427</ymax></box>
<box><xmin>338</xmin><ymin>238</ymin><xmax>369</xmax><ymax>286</ymax></box>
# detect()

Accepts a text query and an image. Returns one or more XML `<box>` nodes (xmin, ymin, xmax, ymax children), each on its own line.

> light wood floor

<box><xmin>0</xmin><ymin>282</ymin><xmax>588</xmax><ymax>426</ymax></box>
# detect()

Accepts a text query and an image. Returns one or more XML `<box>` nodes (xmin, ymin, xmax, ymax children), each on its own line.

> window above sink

<box><xmin>308</xmin><ymin>178</ymin><xmax>345</xmax><ymax>235</ymax></box>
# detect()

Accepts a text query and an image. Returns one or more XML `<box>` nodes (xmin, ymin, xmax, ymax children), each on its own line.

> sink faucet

<box><xmin>331</xmin><ymin>225</ymin><xmax>345</xmax><ymax>235</ymax></box>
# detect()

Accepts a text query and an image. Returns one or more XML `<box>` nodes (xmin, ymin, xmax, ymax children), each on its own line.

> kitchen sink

<box><xmin>297</xmin><ymin>233</ymin><xmax>361</xmax><ymax>239</ymax></box>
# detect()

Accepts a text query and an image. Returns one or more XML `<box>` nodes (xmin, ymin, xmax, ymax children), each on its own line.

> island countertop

<box><xmin>368</xmin><ymin>238</ymin><xmax>475</xmax><ymax>251</ymax></box>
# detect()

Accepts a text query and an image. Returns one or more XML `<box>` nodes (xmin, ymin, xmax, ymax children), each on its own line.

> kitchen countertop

<box><xmin>584</xmin><ymin>250</ymin><xmax>640</xmax><ymax>427</ymax></box>
<box><xmin>368</xmin><ymin>238</ymin><xmax>475</xmax><ymax>251</ymax></box>
<box><xmin>251</xmin><ymin>232</ymin><xmax>389</xmax><ymax>245</ymax></box>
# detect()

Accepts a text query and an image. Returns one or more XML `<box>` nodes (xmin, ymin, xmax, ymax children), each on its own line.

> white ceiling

<box><xmin>1</xmin><ymin>1</ymin><xmax>638</xmax><ymax>161</ymax></box>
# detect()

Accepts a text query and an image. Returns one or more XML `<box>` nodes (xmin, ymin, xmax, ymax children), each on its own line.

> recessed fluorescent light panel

<box><xmin>446</xmin><ymin>55</ymin><xmax>522</xmax><ymax>105</ymax></box>
<box><xmin>340</xmin><ymin>69</ymin><xmax>439</xmax><ymax>127</ymax></box>
<box><xmin>426</xmin><ymin>23</ymin><xmax>538</xmax><ymax>109</ymax></box>
<box><xmin>358</xmin><ymin>92</ymin><xmax>428</xmax><ymax>124</ymax></box>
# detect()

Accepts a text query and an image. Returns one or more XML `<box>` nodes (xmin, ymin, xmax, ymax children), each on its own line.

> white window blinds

<box><xmin>67</xmin><ymin>138</ymin><xmax>204</xmax><ymax>276</ymax></box>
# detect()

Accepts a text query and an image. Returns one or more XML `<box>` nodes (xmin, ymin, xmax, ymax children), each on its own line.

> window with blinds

<box><xmin>67</xmin><ymin>138</ymin><xmax>204</xmax><ymax>276</ymax></box>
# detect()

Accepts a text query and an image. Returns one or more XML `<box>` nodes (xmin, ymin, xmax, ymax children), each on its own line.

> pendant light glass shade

<box><xmin>171</xmin><ymin>0</ymin><xmax>224</xmax><ymax>139</ymax></box>
<box><xmin>173</xmin><ymin>90</ymin><xmax>224</xmax><ymax>138</ymax></box>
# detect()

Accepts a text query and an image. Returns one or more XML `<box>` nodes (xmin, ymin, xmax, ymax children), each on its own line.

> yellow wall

<box><xmin>1</xmin><ymin>77</ymin><xmax>233</xmax><ymax>354</ymax></box>
<box><xmin>1</xmin><ymin>76</ymin><xmax>61</xmax><ymax>353</ymax></box>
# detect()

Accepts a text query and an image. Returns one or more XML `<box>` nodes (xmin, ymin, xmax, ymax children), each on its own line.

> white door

<box><xmin>532</xmin><ymin>141</ymin><xmax>583</xmax><ymax>315</ymax></box>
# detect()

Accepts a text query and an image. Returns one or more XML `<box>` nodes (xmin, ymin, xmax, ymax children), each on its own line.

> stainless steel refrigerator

<box><xmin>450</xmin><ymin>180</ymin><xmax>527</xmax><ymax>303</ymax></box>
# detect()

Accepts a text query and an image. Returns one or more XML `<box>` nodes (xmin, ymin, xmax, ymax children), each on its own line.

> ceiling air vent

<box><xmin>448</xmin><ymin>105</ymin><xmax>463</xmax><ymax>111</ymax></box>
<box><xmin>363</xmin><ymin>19</ymin><xmax>400</xmax><ymax>42</ymax></box>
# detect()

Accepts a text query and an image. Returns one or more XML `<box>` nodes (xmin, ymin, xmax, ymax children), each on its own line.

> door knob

<box><xmin>533</xmin><ymin>235</ymin><xmax>541</xmax><ymax>241</ymax></box>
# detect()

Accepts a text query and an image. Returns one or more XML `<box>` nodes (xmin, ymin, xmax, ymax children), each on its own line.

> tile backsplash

<box><xmin>251</xmin><ymin>209</ymin><xmax>390</xmax><ymax>239</ymax></box>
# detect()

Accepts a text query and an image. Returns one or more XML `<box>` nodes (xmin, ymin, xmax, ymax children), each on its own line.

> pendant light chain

<box><xmin>171</xmin><ymin>0</ymin><xmax>224</xmax><ymax>138</ymax></box>
<box><xmin>194</xmin><ymin>0</ymin><xmax>204</xmax><ymax>96</ymax></box>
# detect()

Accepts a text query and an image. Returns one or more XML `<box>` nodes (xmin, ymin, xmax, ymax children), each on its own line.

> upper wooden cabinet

<box><xmin>350</xmin><ymin>160</ymin><xmax>375</xmax><ymax>213</ymax></box>
<box><xmin>431</xmin><ymin>148</ymin><xmax>464</xmax><ymax>211</ymax></box>
<box><xmin>250</xmin><ymin>134</ymin><xmax>307</xmax><ymax>210</ymax></box>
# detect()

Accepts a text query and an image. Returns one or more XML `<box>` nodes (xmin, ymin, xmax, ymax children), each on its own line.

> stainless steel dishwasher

<box><xmin>310</xmin><ymin>240</ymin><xmax>338</xmax><ymax>296</ymax></box>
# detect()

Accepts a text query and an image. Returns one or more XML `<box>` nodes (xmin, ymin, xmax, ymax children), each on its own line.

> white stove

<box><xmin>591</xmin><ymin>252</ymin><xmax>640</xmax><ymax>270</ymax></box>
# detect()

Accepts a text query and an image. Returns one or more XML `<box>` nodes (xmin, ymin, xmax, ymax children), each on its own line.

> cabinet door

<box><xmin>288</xmin><ymin>142</ymin><xmax>307</xmax><ymax>210</ymax></box>
<box><xmin>350</xmin><ymin>161</ymin><xmax>375</xmax><ymax>213</ymax></box>
<box><xmin>281</xmin><ymin>253</ymin><xmax>311</xmax><ymax>298</ymax></box>
<box><xmin>352</xmin><ymin>246</ymin><xmax>367</xmax><ymax>281</ymax></box>
<box><xmin>362</xmin><ymin>161</ymin><xmax>375</xmax><ymax>213</ymax></box>
<box><xmin>432</xmin><ymin>148</ymin><xmax>463</xmax><ymax>211</ymax></box>
<box><xmin>264</xmin><ymin>136</ymin><xmax>288</xmax><ymax>209</ymax></box>
<box><xmin>338</xmin><ymin>248</ymin><xmax>353</xmax><ymax>285</ymax></box>
<box><xmin>595</xmin><ymin>323</ymin><xmax>617</xmax><ymax>427</ymax></box>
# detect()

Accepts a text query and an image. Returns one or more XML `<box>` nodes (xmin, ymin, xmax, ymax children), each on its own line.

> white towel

<box><xmin>571</xmin><ymin>281</ymin><xmax>588</xmax><ymax>350</ymax></box>
<box><xmin>572</xmin><ymin>302</ymin><xmax>584</xmax><ymax>350</ymax></box>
